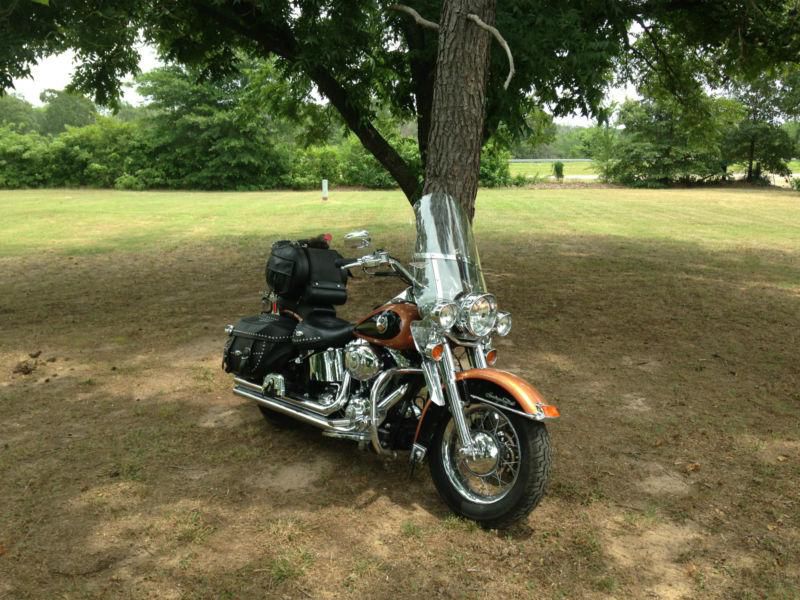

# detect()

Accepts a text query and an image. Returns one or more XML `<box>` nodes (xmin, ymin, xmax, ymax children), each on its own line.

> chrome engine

<box><xmin>344</xmin><ymin>339</ymin><xmax>382</xmax><ymax>381</ymax></box>
<box><xmin>343</xmin><ymin>393</ymin><xmax>371</xmax><ymax>430</ymax></box>
<box><xmin>308</xmin><ymin>348</ymin><xmax>345</xmax><ymax>382</ymax></box>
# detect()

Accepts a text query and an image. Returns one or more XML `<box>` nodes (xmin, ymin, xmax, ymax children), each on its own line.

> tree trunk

<box><xmin>422</xmin><ymin>0</ymin><xmax>496</xmax><ymax>221</ymax></box>
<box><xmin>747</xmin><ymin>138</ymin><xmax>755</xmax><ymax>182</ymax></box>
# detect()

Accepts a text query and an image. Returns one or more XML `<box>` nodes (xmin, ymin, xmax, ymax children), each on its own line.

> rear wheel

<box><xmin>429</xmin><ymin>402</ymin><xmax>551</xmax><ymax>529</ymax></box>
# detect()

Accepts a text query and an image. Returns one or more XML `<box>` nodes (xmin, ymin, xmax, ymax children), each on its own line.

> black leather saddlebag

<box><xmin>222</xmin><ymin>314</ymin><xmax>297</xmax><ymax>382</ymax></box>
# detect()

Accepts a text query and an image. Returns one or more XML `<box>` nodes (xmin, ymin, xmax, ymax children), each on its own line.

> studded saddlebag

<box><xmin>222</xmin><ymin>314</ymin><xmax>297</xmax><ymax>382</ymax></box>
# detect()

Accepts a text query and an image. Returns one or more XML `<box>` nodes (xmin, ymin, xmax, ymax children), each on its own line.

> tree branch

<box><xmin>466</xmin><ymin>13</ymin><xmax>514</xmax><ymax>90</ymax></box>
<box><xmin>195</xmin><ymin>1</ymin><xmax>421</xmax><ymax>202</ymax></box>
<box><xmin>389</xmin><ymin>4</ymin><xmax>439</xmax><ymax>31</ymax></box>
<box><xmin>308</xmin><ymin>65</ymin><xmax>421</xmax><ymax>201</ymax></box>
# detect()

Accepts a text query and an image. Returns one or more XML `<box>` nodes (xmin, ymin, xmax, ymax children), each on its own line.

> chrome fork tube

<box><xmin>441</xmin><ymin>343</ymin><xmax>475</xmax><ymax>454</ymax></box>
<box><xmin>470</xmin><ymin>345</ymin><xmax>488</xmax><ymax>369</ymax></box>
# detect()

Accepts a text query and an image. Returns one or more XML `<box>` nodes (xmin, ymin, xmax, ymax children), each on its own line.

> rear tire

<box><xmin>429</xmin><ymin>403</ymin><xmax>551</xmax><ymax>529</ymax></box>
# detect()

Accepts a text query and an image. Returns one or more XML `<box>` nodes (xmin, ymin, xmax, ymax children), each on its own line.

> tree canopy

<box><xmin>2</xmin><ymin>0</ymin><xmax>799</xmax><ymax>202</ymax></box>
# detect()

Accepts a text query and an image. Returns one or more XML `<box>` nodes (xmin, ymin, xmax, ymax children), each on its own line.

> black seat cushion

<box><xmin>292</xmin><ymin>312</ymin><xmax>353</xmax><ymax>349</ymax></box>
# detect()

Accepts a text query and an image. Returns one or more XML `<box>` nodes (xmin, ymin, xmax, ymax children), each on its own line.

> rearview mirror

<box><xmin>344</xmin><ymin>230</ymin><xmax>371</xmax><ymax>249</ymax></box>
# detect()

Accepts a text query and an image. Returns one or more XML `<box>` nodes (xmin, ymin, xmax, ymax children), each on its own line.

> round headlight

<box><xmin>495</xmin><ymin>311</ymin><xmax>512</xmax><ymax>336</ymax></box>
<box><xmin>430</xmin><ymin>302</ymin><xmax>459</xmax><ymax>330</ymax></box>
<box><xmin>460</xmin><ymin>293</ymin><xmax>497</xmax><ymax>337</ymax></box>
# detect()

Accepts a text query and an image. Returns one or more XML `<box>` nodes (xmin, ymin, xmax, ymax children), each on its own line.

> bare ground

<box><xmin>1</xmin><ymin>230</ymin><xmax>799</xmax><ymax>599</ymax></box>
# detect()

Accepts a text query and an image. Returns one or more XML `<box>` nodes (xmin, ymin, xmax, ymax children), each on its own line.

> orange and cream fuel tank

<box><xmin>353</xmin><ymin>303</ymin><xmax>419</xmax><ymax>351</ymax></box>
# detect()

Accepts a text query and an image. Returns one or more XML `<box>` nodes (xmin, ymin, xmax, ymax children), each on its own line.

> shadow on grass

<box><xmin>1</xmin><ymin>232</ymin><xmax>799</xmax><ymax>598</ymax></box>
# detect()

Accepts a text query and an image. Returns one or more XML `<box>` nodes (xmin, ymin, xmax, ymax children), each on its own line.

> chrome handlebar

<box><xmin>341</xmin><ymin>252</ymin><xmax>418</xmax><ymax>286</ymax></box>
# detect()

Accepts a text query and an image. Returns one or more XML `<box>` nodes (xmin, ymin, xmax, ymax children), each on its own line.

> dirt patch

<box><xmin>607</xmin><ymin>521</ymin><xmax>702</xmax><ymax>599</ymax></box>
<box><xmin>622</xmin><ymin>392</ymin><xmax>651</xmax><ymax>412</ymax></box>
<box><xmin>248</xmin><ymin>456</ymin><xmax>334</xmax><ymax>493</ymax></box>
<box><xmin>637</xmin><ymin>462</ymin><xmax>692</xmax><ymax>497</ymax></box>
<box><xmin>198</xmin><ymin>406</ymin><xmax>249</xmax><ymax>429</ymax></box>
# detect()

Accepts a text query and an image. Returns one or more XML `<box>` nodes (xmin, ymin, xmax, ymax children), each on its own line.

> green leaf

<box><xmin>30</xmin><ymin>0</ymin><xmax>50</xmax><ymax>6</ymax></box>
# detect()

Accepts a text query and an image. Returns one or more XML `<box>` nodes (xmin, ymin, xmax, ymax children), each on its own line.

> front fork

<box><xmin>422</xmin><ymin>341</ymin><xmax>486</xmax><ymax>457</ymax></box>
<box><xmin>411</xmin><ymin>320</ymin><xmax>489</xmax><ymax>458</ymax></box>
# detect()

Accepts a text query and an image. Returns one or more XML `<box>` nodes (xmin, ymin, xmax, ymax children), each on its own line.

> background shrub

<box><xmin>553</xmin><ymin>161</ymin><xmax>564</xmax><ymax>180</ymax></box>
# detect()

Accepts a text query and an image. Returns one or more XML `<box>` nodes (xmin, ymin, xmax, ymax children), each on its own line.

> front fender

<box><xmin>456</xmin><ymin>368</ymin><xmax>560</xmax><ymax>419</ymax></box>
<box><xmin>413</xmin><ymin>368</ymin><xmax>559</xmax><ymax>451</ymax></box>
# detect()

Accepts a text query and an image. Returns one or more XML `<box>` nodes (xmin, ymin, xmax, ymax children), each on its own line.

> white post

<box><xmin>321</xmin><ymin>179</ymin><xmax>329</xmax><ymax>200</ymax></box>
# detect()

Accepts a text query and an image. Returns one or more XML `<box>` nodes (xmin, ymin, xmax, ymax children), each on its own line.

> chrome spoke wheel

<box><xmin>441</xmin><ymin>404</ymin><xmax>521</xmax><ymax>504</ymax></box>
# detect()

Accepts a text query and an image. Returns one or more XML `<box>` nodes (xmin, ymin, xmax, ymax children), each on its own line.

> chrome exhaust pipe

<box><xmin>233</xmin><ymin>372</ymin><xmax>351</xmax><ymax>416</ymax></box>
<box><xmin>233</xmin><ymin>385</ymin><xmax>359</xmax><ymax>434</ymax></box>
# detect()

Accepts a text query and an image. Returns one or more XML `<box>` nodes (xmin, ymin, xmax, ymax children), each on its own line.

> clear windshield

<box><xmin>411</xmin><ymin>193</ymin><xmax>486</xmax><ymax>315</ymax></box>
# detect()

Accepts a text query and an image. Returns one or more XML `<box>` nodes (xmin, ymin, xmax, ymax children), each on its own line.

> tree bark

<box><xmin>422</xmin><ymin>0</ymin><xmax>496</xmax><ymax>221</ymax></box>
<box><xmin>398</xmin><ymin>20</ymin><xmax>435</xmax><ymax>173</ymax></box>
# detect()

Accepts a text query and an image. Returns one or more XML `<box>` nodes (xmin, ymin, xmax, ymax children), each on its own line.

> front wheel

<box><xmin>429</xmin><ymin>403</ymin><xmax>552</xmax><ymax>529</ymax></box>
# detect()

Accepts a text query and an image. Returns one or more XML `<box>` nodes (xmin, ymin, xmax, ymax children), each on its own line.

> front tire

<box><xmin>429</xmin><ymin>403</ymin><xmax>551</xmax><ymax>529</ymax></box>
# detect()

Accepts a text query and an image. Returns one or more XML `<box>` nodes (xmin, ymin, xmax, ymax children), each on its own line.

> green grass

<box><xmin>789</xmin><ymin>159</ymin><xmax>800</xmax><ymax>174</ymax></box>
<box><xmin>1</xmin><ymin>187</ymin><xmax>798</xmax><ymax>258</ymax></box>
<box><xmin>509</xmin><ymin>160</ymin><xmax>596</xmax><ymax>178</ymax></box>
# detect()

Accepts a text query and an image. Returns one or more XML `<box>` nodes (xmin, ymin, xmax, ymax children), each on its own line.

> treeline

<box><xmin>3</xmin><ymin>62</ymin><xmax>797</xmax><ymax>191</ymax></box>
<box><xmin>0</xmin><ymin>64</ymin><xmax>517</xmax><ymax>191</ymax></box>
<box><xmin>0</xmin><ymin>67</ymin><xmax>403</xmax><ymax>190</ymax></box>
<box><xmin>512</xmin><ymin>74</ymin><xmax>799</xmax><ymax>188</ymax></box>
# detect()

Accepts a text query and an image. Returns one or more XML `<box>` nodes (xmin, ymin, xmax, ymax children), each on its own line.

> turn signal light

<box><xmin>540</xmin><ymin>404</ymin><xmax>560</xmax><ymax>418</ymax></box>
<box><xmin>430</xmin><ymin>343</ymin><xmax>445</xmax><ymax>362</ymax></box>
<box><xmin>485</xmin><ymin>349</ymin><xmax>498</xmax><ymax>366</ymax></box>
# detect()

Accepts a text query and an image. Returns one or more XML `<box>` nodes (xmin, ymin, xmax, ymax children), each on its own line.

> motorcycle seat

<box><xmin>291</xmin><ymin>311</ymin><xmax>354</xmax><ymax>349</ymax></box>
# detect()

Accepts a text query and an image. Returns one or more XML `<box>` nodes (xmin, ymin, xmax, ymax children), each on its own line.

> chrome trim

<box><xmin>387</xmin><ymin>348</ymin><xmax>411</xmax><ymax>368</ymax></box>
<box><xmin>233</xmin><ymin>385</ymin><xmax>360</xmax><ymax>434</ymax></box>
<box><xmin>445</xmin><ymin>332</ymin><xmax>480</xmax><ymax>347</ymax></box>
<box><xmin>322</xmin><ymin>430</ymin><xmax>371</xmax><ymax>442</ymax></box>
<box><xmin>386</xmin><ymin>257</ymin><xmax>418</xmax><ymax>287</ymax></box>
<box><xmin>234</xmin><ymin>372</ymin><xmax>352</xmax><ymax>417</ymax></box>
<box><xmin>309</xmin><ymin>348</ymin><xmax>345</xmax><ymax>382</ymax></box>
<box><xmin>470</xmin><ymin>345</ymin><xmax>488</xmax><ymax>369</ymax></box>
<box><xmin>422</xmin><ymin>360</ymin><xmax>446</xmax><ymax>406</ymax></box>
<box><xmin>441</xmin><ymin>343</ymin><xmax>476</xmax><ymax>454</ymax></box>
<box><xmin>457</xmin><ymin>293</ymin><xmax>498</xmax><ymax>338</ymax></box>
<box><xmin>234</xmin><ymin>378</ymin><xmax>263</xmax><ymax>394</ymax></box>
<box><xmin>469</xmin><ymin>394</ymin><xmax>545</xmax><ymax>421</ymax></box>
<box><xmin>410</xmin><ymin>442</ymin><xmax>427</xmax><ymax>464</ymax></box>
<box><xmin>344</xmin><ymin>339</ymin><xmax>382</xmax><ymax>381</ymax></box>
<box><xmin>263</xmin><ymin>373</ymin><xmax>286</xmax><ymax>397</ymax></box>
<box><xmin>367</xmin><ymin>367</ymin><xmax>423</xmax><ymax>455</ymax></box>
<box><xmin>344</xmin><ymin>229</ymin><xmax>371</xmax><ymax>249</ymax></box>
<box><xmin>440</xmin><ymin>404</ymin><xmax>521</xmax><ymax>504</ymax></box>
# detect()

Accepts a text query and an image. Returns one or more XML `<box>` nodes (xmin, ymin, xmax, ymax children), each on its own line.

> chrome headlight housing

<box><xmin>430</xmin><ymin>302</ymin><xmax>459</xmax><ymax>331</ymax></box>
<box><xmin>459</xmin><ymin>293</ymin><xmax>497</xmax><ymax>337</ymax></box>
<box><xmin>495</xmin><ymin>311</ymin><xmax>512</xmax><ymax>336</ymax></box>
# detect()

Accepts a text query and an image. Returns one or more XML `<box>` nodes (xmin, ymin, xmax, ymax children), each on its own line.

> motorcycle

<box><xmin>222</xmin><ymin>192</ymin><xmax>558</xmax><ymax>528</ymax></box>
